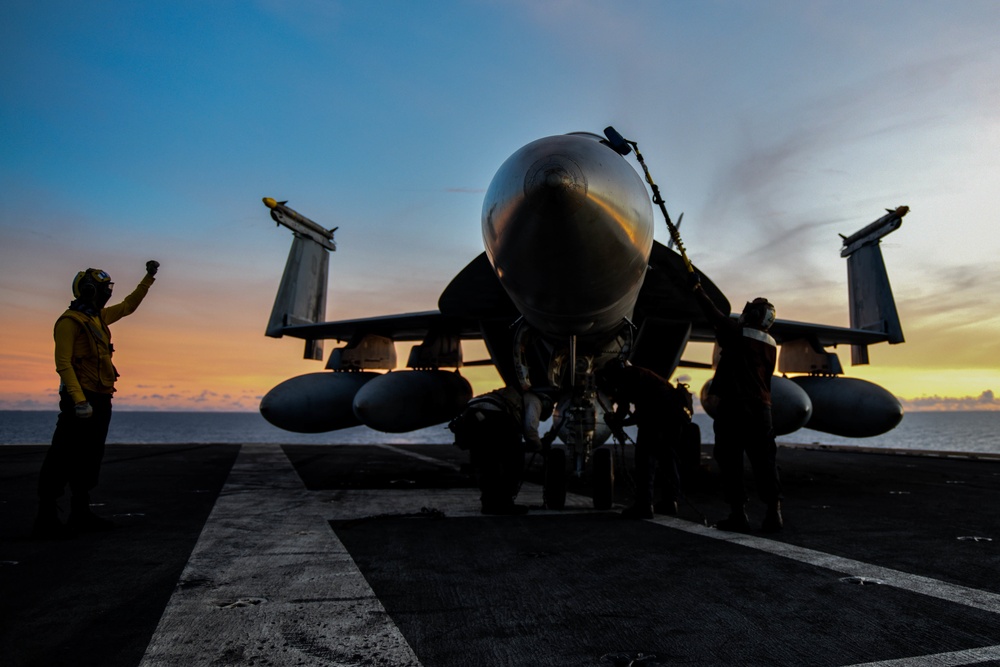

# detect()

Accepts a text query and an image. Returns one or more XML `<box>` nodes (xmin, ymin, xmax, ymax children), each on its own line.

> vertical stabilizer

<box><xmin>841</xmin><ymin>207</ymin><xmax>907</xmax><ymax>365</ymax></box>
<box><xmin>263</xmin><ymin>199</ymin><xmax>336</xmax><ymax>360</ymax></box>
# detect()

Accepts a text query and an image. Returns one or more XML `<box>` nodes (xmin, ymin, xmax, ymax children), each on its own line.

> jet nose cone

<box><xmin>524</xmin><ymin>155</ymin><xmax>587</xmax><ymax>199</ymax></box>
<box><xmin>545</xmin><ymin>170</ymin><xmax>570</xmax><ymax>188</ymax></box>
<box><xmin>481</xmin><ymin>133</ymin><xmax>654</xmax><ymax>336</ymax></box>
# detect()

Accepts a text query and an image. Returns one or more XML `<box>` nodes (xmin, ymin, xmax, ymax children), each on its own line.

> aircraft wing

<box><xmin>637</xmin><ymin>242</ymin><xmax>893</xmax><ymax>348</ymax></box>
<box><xmin>687</xmin><ymin>315</ymin><xmax>894</xmax><ymax>347</ymax></box>
<box><xmin>279</xmin><ymin>311</ymin><xmax>484</xmax><ymax>343</ymax></box>
<box><xmin>768</xmin><ymin>319</ymin><xmax>892</xmax><ymax>346</ymax></box>
<box><xmin>278</xmin><ymin>242</ymin><xmax>889</xmax><ymax>350</ymax></box>
<box><xmin>275</xmin><ymin>251</ymin><xmax>519</xmax><ymax>344</ymax></box>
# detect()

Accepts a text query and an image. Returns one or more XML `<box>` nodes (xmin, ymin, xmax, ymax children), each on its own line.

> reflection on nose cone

<box><xmin>482</xmin><ymin>134</ymin><xmax>654</xmax><ymax>337</ymax></box>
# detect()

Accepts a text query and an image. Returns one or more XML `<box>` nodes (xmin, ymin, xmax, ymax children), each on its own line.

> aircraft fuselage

<box><xmin>482</xmin><ymin>133</ymin><xmax>654</xmax><ymax>338</ymax></box>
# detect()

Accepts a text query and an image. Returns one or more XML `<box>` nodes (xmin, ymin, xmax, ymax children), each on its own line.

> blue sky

<box><xmin>2</xmin><ymin>1</ymin><xmax>1000</xmax><ymax>410</ymax></box>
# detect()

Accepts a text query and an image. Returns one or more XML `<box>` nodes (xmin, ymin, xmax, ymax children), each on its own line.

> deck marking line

<box><xmin>840</xmin><ymin>644</ymin><xmax>1000</xmax><ymax>666</ymax></box>
<box><xmin>374</xmin><ymin>443</ymin><xmax>462</xmax><ymax>470</ymax></box>
<box><xmin>139</xmin><ymin>443</ymin><xmax>422</xmax><ymax>667</ymax></box>
<box><xmin>385</xmin><ymin>448</ymin><xmax>1000</xmax><ymax>616</ymax></box>
<box><xmin>649</xmin><ymin>514</ymin><xmax>1000</xmax><ymax>616</ymax></box>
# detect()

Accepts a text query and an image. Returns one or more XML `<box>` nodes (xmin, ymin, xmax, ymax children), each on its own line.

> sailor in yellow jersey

<box><xmin>33</xmin><ymin>260</ymin><xmax>160</xmax><ymax>539</ymax></box>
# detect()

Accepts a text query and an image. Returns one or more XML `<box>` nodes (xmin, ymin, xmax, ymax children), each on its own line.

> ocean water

<box><xmin>2</xmin><ymin>410</ymin><xmax>999</xmax><ymax>455</ymax></box>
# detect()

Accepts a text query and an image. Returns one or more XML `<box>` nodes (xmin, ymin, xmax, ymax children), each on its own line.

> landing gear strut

<box><xmin>543</xmin><ymin>448</ymin><xmax>566</xmax><ymax>510</ymax></box>
<box><xmin>592</xmin><ymin>446</ymin><xmax>614</xmax><ymax>510</ymax></box>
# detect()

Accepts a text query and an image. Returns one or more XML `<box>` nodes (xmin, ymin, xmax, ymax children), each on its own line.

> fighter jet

<box><xmin>259</xmin><ymin>128</ymin><xmax>907</xmax><ymax>509</ymax></box>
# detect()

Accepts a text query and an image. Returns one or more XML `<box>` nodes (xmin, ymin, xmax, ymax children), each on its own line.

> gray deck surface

<box><xmin>2</xmin><ymin>440</ymin><xmax>999</xmax><ymax>666</ymax></box>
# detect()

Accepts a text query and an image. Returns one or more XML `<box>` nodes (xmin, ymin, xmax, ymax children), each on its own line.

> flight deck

<box><xmin>2</xmin><ymin>441</ymin><xmax>999</xmax><ymax>666</ymax></box>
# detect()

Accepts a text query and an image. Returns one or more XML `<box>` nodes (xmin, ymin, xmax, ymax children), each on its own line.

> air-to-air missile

<box><xmin>263</xmin><ymin>197</ymin><xmax>337</xmax><ymax>251</ymax></box>
<box><xmin>840</xmin><ymin>205</ymin><xmax>908</xmax><ymax>258</ymax></box>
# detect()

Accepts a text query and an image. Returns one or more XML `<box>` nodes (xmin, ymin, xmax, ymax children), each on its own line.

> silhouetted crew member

<box><xmin>33</xmin><ymin>261</ymin><xmax>159</xmax><ymax>538</ymax></box>
<box><xmin>692</xmin><ymin>274</ymin><xmax>783</xmax><ymax>532</ymax></box>
<box><xmin>597</xmin><ymin>360</ymin><xmax>691</xmax><ymax>519</ymax></box>
<box><xmin>450</xmin><ymin>387</ymin><xmax>553</xmax><ymax>515</ymax></box>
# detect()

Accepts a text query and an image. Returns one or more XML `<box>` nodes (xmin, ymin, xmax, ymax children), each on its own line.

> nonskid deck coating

<box><xmin>2</xmin><ymin>441</ymin><xmax>999</xmax><ymax>666</ymax></box>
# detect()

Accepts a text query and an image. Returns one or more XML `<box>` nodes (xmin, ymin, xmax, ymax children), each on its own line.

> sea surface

<box><xmin>1</xmin><ymin>410</ymin><xmax>999</xmax><ymax>455</ymax></box>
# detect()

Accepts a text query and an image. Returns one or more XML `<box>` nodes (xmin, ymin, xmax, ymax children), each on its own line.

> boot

<box><xmin>761</xmin><ymin>501</ymin><xmax>783</xmax><ymax>532</ymax></box>
<box><xmin>715</xmin><ymin>504</ymin><xmax>750</xmax><ymax>532</ymax></box>
<box><xmin>654</xmin><ymin>500</ymin><xmax>679</xmax><ymax>516</ymax></box>
<box><xmin>32</xmin><ymin>502</ymin><xmax>74</xmax><ymax>541</ymax></box>
<box><xmin>68</xmin><ymin>497</ymin><xmax>115</xmax><ymax>533</ymax></box>
<box><xmin>481</xmin><ymin>502</ymin><xmax>529</xmax><ymax>516</ymax></box>
<box><xmin>621</xmin><ymin>503</ymin><xmax>654</xmax><ymax>520</ymax></box>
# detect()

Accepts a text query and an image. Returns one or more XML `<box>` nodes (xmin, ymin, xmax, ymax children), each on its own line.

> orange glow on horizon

<box><xmin>3</xmin><ymin>300</ymin><xmax>998</xmax><ymax>414</ymax></box>
<box><xmin>1</xmin><ymin>318</ymin><xmax>506</xmax><ymax>412</ymax></box>
<box><xmin>5</xmin><ymin>321</ymin><xmax>998</xmax><ymax>413</ymax></box>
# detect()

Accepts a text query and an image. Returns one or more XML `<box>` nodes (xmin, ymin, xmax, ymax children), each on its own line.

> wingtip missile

<box><xmin>840</xmin><ymin>205</ymin><xmax>908</xmax><ymax>257</ymax></box>
<box><xmin>263</xmin><ymin>197</ymin><xmax>290</xmax><ymax>211</ymax></box>
<box><xmin>262</xmin><ymin>197</ymin><xmax>336</xmax><ymax>251</ymax></box>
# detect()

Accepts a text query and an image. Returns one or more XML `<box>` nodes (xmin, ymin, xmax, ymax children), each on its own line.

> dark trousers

<box><xmin>465</xmin><ymin>411</ymin><xmax>524</xmax><ymax>508</ymax></box>
<box><xmin>712</xmin><ymin>401</ymin><xmax>781</xmax><ymax>506</ymax></box>
<box><xmin>634</xmin><ymin>423</ymin><xmax>681</xmax><ymax>505</ymax></box>
<box><xmin>38</xmin><ymin>391</ymin><xmax>113</xmax><ymax>509</ymax></box>
<box><xmin>472</xmin><ymin>441</ymin><xmax>524</xmax><ymax>508</ymax></box>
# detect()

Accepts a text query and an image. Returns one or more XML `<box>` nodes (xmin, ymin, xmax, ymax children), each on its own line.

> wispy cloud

<box><xmin>254</xmin><ymin>0</ymin><xmax>344</xmax><ymax>38</ymax></box>
<box><xmin>696</xmin><ymin>49</ymin><xmax>988</xmax><ymax>295</ymax></box>
<box><xmin>901</xmin><ymin>390</ymin><xmax>999</xmax><ymax>412</ymax></box>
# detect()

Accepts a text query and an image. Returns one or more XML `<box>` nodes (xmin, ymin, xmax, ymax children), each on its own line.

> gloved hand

<box><xmin>75</xmin><ymin>401</ymin><xmax>94</xmax><ymax>419</ymax></box>
<box><xmin>687</xmin><ymin>270</ymin><xmax>702</xmax><ymax>291</ymax></box>
<box><xmin>146</xmin><ymin>260</ymin><xmax>160</xmax><ymax>277</ymax></box>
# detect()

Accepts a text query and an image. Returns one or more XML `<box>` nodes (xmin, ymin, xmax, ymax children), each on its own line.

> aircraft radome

<box><xmin>258</xmin><ymin>128</ymin><xmax>906</xmax><ymax>509</ymax></box>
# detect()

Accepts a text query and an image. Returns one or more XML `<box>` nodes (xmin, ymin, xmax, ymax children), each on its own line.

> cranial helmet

<box><xmin>531</xmin><ymin>386</ymin><xmax>558</xmax><ymax>415</ymax></box>
<box><xmin>740</xmin><ymin>298</ymin><xmax>776</xmax><ymax>331</ymax></box>
<box><xmin>72</xmin><ymin>268</ymin><xmax>114</xmax><ymax>306</ymax></box>
<box><xmin>594</xmin><ymin>357</ymin><xmax>628</xmax><ymax>394</ymax></box>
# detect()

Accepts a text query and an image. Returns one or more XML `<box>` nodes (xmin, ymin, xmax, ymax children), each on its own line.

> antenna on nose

<box><xmin>602</xmin><ymin>126</ymin><xmax>632</xmax><ymax>156</ymax></box>
<box><xmin>603</xmin><ymin>126</ymin><xmax>695</xmax><ymax>274</ymax></box>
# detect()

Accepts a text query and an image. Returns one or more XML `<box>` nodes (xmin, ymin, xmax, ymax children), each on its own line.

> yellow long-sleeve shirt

<box><xmin>54</xmin><ymin>274</ymin><xmax>155</xmax><ymax>404</ymax></box>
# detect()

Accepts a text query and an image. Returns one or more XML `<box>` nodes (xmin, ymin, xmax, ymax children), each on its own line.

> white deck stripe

<box><xmin>374</xmin><ymin>443</ymin><xmax>462</xmax><ymax>470</ymax></box>
<box><xmin>142</xmin><ymin>445</ymin><xmax>999</xmax><ymax>667</ymax></box>
<box><xmin>372</xmin><ymin>446</ymin><xmax>1000</xmax><ymax>619</ymax></box>
<box><xmin>139</xmin><ymin>443</ymin><xmax>422</xmax><ymax>667</ymax></box>
<box><xmin>841</xmin><ymin>645</ymin><xmax>1000</xmax><ymax>666</ymax></box>
<box><xmin>648</xmin><ymin>514</ymin><xmax>1000</xmax><ymax>616</ymax></box>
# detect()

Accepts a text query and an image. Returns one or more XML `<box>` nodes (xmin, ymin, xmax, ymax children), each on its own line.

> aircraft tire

<box><xmin>592</xmin><ymin>447</ymin><xmax>614</xmax><ymax>510</ymax></box>
<box><xmin>681</xmin><ymin>422</ymin><xmax>701</xmax><ymax>481</ymax></box>
<box><xmin>543</xmin><ymin>448</ymin><xmax>567</xmax><ymax>510</ymax></box>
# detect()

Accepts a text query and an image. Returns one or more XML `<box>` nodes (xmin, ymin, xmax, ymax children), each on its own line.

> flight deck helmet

<box><xmin>594</xmin><ymin>357</ymin><xmax>629</xmax><ymax>396</ymax></box>
<box><xmin>740</xmin><ymin>298</ymin><xmax>776</xmax><ymax>331</ymax></box>
<box><xmin>72</xmin><ymin>268</ymin><xmax>114</xmax><ymax>307</ymax></box>
<box><xmin>530</xmin><ymin>386</ymin><xmax>558</xmax><ymax>417</ymax></box>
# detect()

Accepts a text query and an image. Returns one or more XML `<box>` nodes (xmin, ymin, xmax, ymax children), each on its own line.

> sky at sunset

<box><xmin>2</xmin><ymin>1</ymin><xmax>1000</xmax><ymax>414</ymax></box>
